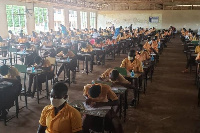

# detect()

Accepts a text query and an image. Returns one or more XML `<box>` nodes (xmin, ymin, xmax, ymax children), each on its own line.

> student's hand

<box><xmin>90</xmin><ymin>102</ymin><xmax>97</xmax><ymax>108</ymax></box>
<box><xmin>97</xmin><ymin>77</ymin><xmax>103</xmax><ymax>81</ymax></box>
<box><xmin>86</xmin><ymin>98</ymin><xmax>92</xmax><ymax>105</ymax></box>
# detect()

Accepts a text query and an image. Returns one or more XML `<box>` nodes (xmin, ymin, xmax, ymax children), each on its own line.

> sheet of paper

<box><xmin>82</xmin><ymin>102</ymin><xmax>111</xmax><ymax>111</ymax></box>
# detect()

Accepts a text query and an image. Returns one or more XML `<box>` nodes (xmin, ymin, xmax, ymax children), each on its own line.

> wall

<box><xmin>97</xmin><ymin>10</ymin><xmax>200</xmax><ymax>31</ymax></box>
<box><xmin>0</xmin><ymin>0</ymin><xmax>97</xmax><ymax>38</ymax></box>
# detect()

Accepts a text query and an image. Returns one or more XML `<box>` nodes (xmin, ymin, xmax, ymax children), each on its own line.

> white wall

<box><xmin>97</xmin><ymin>10</ymin><xmax>200</xmax><ymax>31</ymax></box>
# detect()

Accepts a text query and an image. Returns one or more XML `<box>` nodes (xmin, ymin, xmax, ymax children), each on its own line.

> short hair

<box><xmin>34</xmin><ymin>56</ymin><xmax>42</xmax><ymax>65</ymax></box>
<box><xmin>53</xmin><ymin>82</ymin><xmax>68</xmax><ymax>95</ymax></box>
<box><xmin>111</xmin><ymin>69</ymin><xmax>119</xmax><ymax>78</ymax></box>
<box><xmin>128</xmin><ymin>49</ymin><xmax>136</xmax><ymax>57</ymax></box>
<box><xmin>89</xmin><ymin>85</ymin><xmax>101</xmax><ymax>98</ymax></box>
<box><xmin>0</xmin><ymin>65</ymin><xmax>9</xmax><ymax>76</ymax></box>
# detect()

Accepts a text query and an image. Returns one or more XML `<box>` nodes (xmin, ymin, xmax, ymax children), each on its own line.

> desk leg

<box><xmin>124</xmin><ymin>90</ymin><xmax>127</xmax><ymax>122</ymax></box>
<box><xmin>68</xmin><ymin>67</ymin><xmax>71</xmax><ymax>87</ymax></box>
<box><xmin>64</xmin><ymin>65</ymin><xmax>66</xmax><ymax>81</ymax></box>
<box><xmin>119</xmin><ymin>94</ymin><xmax>122</xmax><ymax>119</ymax></box>
<box><xmin>85</xmin><ymin>56</ymin><xmax>88</xmax><ymax>75</ymax></box>
<box><xmin>46</xmin><ymin>75</ymin><xmax>49</xmax><ymax>99</ymax></box>
<box><xmin>36</xmin><ymin>75</ymin><xmax>39</xmax><ymax>104</ymax></box>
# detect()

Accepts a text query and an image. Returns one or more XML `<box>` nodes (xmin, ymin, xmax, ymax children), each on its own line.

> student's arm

<box><xmin>120</xmin><ymin>58</ymin><xmax>126</xmax><ymax>68</ymax></box>
<box><xmin>92</xmin><ymin>99</ymin><xmax>118</xmax><ymax>107</ymax></box>
<box><xmin>37</xmin><ymin>106</ymin><xmax>48</xmax><ymax>133</ymax></box>
<box><xmin>37</xmin><ymin>124</ymin><xmax>47</xmax><ymax>133</ymax></box>
<box><xmin>100</xmin><ymin>68</ymin><xmax>113</xmax><ymax>79</ymax></box>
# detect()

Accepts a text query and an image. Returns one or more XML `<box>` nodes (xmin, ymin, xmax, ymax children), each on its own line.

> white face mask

<box><xmin>50</xmin><ymin>98</ymin><xmax>66</xmax><ymax>108</ymax></box>
<box><xmin>128</xmin><ymin>56</ymin><xmax>134</xmax><ymax>60</ymax></box>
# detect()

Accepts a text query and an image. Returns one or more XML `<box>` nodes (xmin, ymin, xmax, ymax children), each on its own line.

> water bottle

<box><xmin>91</xmin><ymin>80</ymin><xmax>95</xmax><ymax>84</ymax></box>
<box><xmin>142</xmin><ymin>62</ymin><xmax>144</xmax><ymax>67</ymax></box>
<box><xmin>23</xmin><ymin>49</ymin><xmax>26</xmax><ymax>54</ymax></box>
<box><xmin>112</xmin><ymin>43</ymin><xmax>114</xmax><ymax>46</ymax></box>
<box><xmin>102</xmin><ymin>46</ymin><xmax>104</xmax><ymax>50</ymax></box>
<box><xmin>131</xmin><ymin>70</ymin><xmax>135</xmax><ymax>77</ymax></box>
<box><xmin>151</xmin><ymin>55</ymin><xmax>154</xmax><ymax>61</ymax></box>
<box><xmin>158</xmin><ymin>42</ymin><xmax>161</xmax><ymax>48</ymax></box>
<box><xmin>67</xmin><ymin>56</ymin><xmax>70</xmax><ymax>62</ymax></box>
<box><xmin>32</xmin><ymin>66</ymin><xmax>35</xmax><ymax>73</ymax></box>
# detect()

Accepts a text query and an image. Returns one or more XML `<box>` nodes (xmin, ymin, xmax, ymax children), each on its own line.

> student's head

<box><xmin>0</xmin><ymin>65</ymin><xmax>9</xmax><ymax>76</ymax></box>
<box><xmin>0</xmin><ymin>36</ymin><xmax>3</xmax><ymax>42</ymax></box>
<box><xmin>34</xmin><ymin>56</ymin><xmax>43</xmax><ymax>65</ymax></box>
<box><xmin>89</xmin><ymin>85</ymin><xmax>101</xmax><ymax>98</ymax></box>
<box><xmin>128</xmin><ymin>49</ymin><xmax>136</xmax><ymax>61</ymax></box>
<box><xmin>25</xmin><ymin>42</ymin><xmax>31</xmax><ymax>49</ymax></box>
<box><xmin>50</xmin><ymin>82</ymin><xmax>68</xmax><ymax>107</ymax></box>
<box><xmin>8</xmin><ymin>30</ymin><xmax>13</xmax><ymax>34</ymax></box>
<box><xmin>109</xmin><ymin>69</ymin><xmax>119</xmax><ymax>81</ymax></box>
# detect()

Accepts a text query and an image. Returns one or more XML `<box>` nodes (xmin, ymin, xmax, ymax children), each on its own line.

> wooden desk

<box><xmin>125</xmin><ymin>73</ymin><xmax>142</xmax><ymax>107</ymax></box>
<box><xmin>77</xmin><ymin>52</ymin><xmax>93</xmax><ymax>75</ymax></box>
<box><xmin>27</xmin><ymin>69</ymin><xmax>48</xmax><ymax>104</ymax></box>
<box><xmin>56</xmin><ymin>58</ymin><xmax>72</xmax><ymax>86</ymax></box>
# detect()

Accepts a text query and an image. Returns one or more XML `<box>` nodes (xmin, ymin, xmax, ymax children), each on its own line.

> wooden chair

<box><xmin>14</xmin><ymin>64</ymin><xmax>28</xmax><ymax>108</ymax></box>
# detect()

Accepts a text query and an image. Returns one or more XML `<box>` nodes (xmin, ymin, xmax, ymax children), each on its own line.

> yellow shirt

<box><xmin>195</xmin><ymin>45</ymin><xmax>200</xmax><ymax>54</ymax></box>
<box><xmin>100</xmin><ymin>68</ymin><xmax>131</xmax><ymax>84</ymax></box>
<box><xmin>83</xmin><ymin>83</ymin><xmax>118</xmax><ymax>102</ymax></box>
<box><xmin>120</xmin><ymin>58</ymin><xmax>143</xmax><ymax>72</ymax></box>
<box><xmin>136</xmin><ymin>51</ymin><xmax>150</xmax><ymax>62</ymax></box>
<box><xmin>143</xmin><ymin>42</ymin><xmax>151</xmax><ymax>51</ymax></box>
<box><xmin>196</xmin><ymin>53</ymin><xmax>200</xmax><ymax>60</ymax></box>
<box><xmin>18</xmin><ymin>38</ymin><xmax>27</xmax><ymax>43</ymax></box>
<box><xmin>152</xmin><ymin>41</ymin><xmax>158</xmax><ymax>53</ymax></box>
<box><xmin>0</xmin><ymin>42</ymin><xmax>6</xmax><ymax>47</ymax></box>
<box><xmin>81</xmin><ymin>44</ymin><xmax>93</xmax><ymax>52</ymax></box>
<box><xmin>39</xmin><ymin>104</ymin><xmax>82</xmax><ymax>133</ymax></box>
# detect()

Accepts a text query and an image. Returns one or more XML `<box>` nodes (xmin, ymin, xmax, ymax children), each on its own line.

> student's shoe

<box><xmin>54</xmin><ymin>77</ymin><xmax>58</xmax><ymax>83</ymax></box>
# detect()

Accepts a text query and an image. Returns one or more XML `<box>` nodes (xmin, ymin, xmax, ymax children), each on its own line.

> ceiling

<box><xmin>20</xmin><ymin>0</ymin><xmax>200</xmax><ymax>10</ymax></box>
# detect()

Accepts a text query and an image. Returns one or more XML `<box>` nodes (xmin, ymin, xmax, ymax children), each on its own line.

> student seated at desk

<box><xmin>83</xmin><ymin>84</ymin><xmax>124</xmax><ymax>133</ymax></box>
<box><xmin>37</xmin><ymin>82</ymin><xmax>82</xmax><ymax>133</ymax></box>
<box><xmin>182</xmin><ymin>43</ymin><xmax>200</xmax><ymax>73</ymax></box>
<box><xmin>18</xmin><ymin>32</ymin><xmax>27</xmax><ymax>44</ymax></box>
<box><xmin>1</xmin><ymin>65</ymin><xmax>20</xmax><ymax>80</ymax></box>
<box><xmin>99</xmin><ymin>68</ymin><xmax>131</xmax><ymax>88</ymax></box>
<box><xmin>0</xmin><ymin>65</ymin><xmax>22</xmax><ymax>120</ymax></box>
<box><xmin>136</xmin><ymin>50</ymin><xmax>150</xmax><ymax>62</ymax></box>
<box><xmin>120</xmin><ymin>50</ymin><xmax>143</xmax><ymax>73</ymax></box>
<box><xmin>81</xmin><ymin>43</ymin><xmax>93</xmax><ymax>53</ymax></box>
<box><xmin>55</xmin><ymin>48</ymin><xmax>77</xmax><ymax>84</ymax></box>
<box><xmin>27</xmin><ymin>56</ymin><xmax>54</xmax><ymax>97</ymax></box>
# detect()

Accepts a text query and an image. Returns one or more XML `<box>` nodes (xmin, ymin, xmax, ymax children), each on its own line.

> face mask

<box><xmin>128</xmin><ymin>56</ymin><xmax>134</xmax><ymax>60</ymax></box>
<box><xmin>50</xmin><ymin>98</ymin><xmax>66</xmax><ymax>108</ymax></box>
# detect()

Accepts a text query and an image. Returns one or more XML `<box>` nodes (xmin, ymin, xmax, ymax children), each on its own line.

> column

<box><xmin>87</xmin><ymin>11</ymin><xmax>90</xmax><ymax>29</ymax></box>
<box><xmin>77</xmin><ymin>10</ymin><xmax>81</xmax><ymax>30</ymax></box>
<box><xmin>48</xmin><ymin>6</ymin><xmax>54</xmax><ymax>31</ymax></box>
<box><xmin>0</xmin><ymin>2</ymin><xmax>8</xmax><ymax>38</ymax></box>
<box><xmin>26</xmin><ymin>3</ymin><xmax>35</xmax><ymax>35</ymax></box>
<box><xmin>64</xmin><ymin>8</ymin><xmax>69</xmax><ymax>29</ymax></box>
<box><xmin>95</xmin><ymin>12</ymin><xmax>98</xmax><ymax>29</ymax></box>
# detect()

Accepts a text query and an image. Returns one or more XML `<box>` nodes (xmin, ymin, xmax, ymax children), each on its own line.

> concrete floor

<box><xmin>1</xmin><ymin>36</ymin><xmax>200</xmax><ymax>133</ymax></box>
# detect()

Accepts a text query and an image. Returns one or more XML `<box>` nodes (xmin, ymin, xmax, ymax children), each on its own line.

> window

<box><xmin>6</xmin><ymin>5</ymin><xmax>26</xmax><ymax>35</ymax></box>
<box><xmin>34</xmin><ymin>7</ymin><xmax>48</xmax><ymax>32</ymax></box>
<box><xmin>80</xmin><ymin>11</ymin><xmax>87</xmax><ymax>29</ymax></box>
<box><xmin>69</xmin><ymin>10</ymin><xmax>77</xmax><ymax>30</ymax></box>
<box><xmin>90</xmin><ymin>12</ymin><xmax>96</xmax><ymax>29</ymax></box>
<box><xmin>54</xmin><ymin>8</ymin><xmax>64</xmax><ymax>31</ymax></box>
